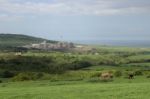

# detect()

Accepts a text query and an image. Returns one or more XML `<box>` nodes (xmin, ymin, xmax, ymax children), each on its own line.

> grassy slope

<box><xmin>0</xmin><ymin>34</ymin><xmax>56</xmax><ymax>48</ymax></box>
<box><xmin>0</xmin><ymin>78</ymin><xmax>150</xmax><ymax>99</ymax></box>
<box><xmin>0</xmin><ymin>44</ymin><xmax>150</xmax><ymax>98</ymax></box>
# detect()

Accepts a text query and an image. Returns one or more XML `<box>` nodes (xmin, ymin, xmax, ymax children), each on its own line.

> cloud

<box><xmin>0</xmin><ymin>0</ymin><xmax>150</xmax><ymax>17</ymax></box>
<box><xmin>0</xmin><ymin>14</ymin><xmax>24</xmax><ymax>21</ymax></box>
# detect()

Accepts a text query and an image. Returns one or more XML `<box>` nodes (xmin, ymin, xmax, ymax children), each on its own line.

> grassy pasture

<box><xmin>0</xmin><ymin>46</ymin><xmax>150</xmax><ymax>99</ymax></box>
<box><xmin>0</xmin><ymin>78</ymin><xmax>150</xmax><ymax>99</ymax></box>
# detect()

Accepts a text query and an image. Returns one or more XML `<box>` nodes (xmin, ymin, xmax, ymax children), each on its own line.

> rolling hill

<box><xmin>0</xmin><ymin>34</ymin><xmax>57</xmax><ymax>50</ymax></box>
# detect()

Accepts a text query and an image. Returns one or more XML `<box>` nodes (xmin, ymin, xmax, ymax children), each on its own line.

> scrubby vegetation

<box><xmin>0</xmin><ymin>46</ymin><xmax>150</xmax><ymax>99</ymax></box>
<box><xmin>0</xmin><ymin>46</ymin><xmax>149</xmax><ymax>82</ymax></box>
<box><xmin>0</xmin><ymin>36</ymin><xmax>150</xmax><ymax>99</ymax></box>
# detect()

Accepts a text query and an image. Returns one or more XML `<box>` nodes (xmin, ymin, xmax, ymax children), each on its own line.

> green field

<box><xmin>0</xmin><ymin>44</ymin><xmax>150</xmax><ymax>99</ymax></box>
<box><xmin>0</xmin><ymin>64</ymin><xmax>150</xmax><ymax>99</ymax></box>
<box><xmin>0</xmin><ymin>78</ymin><xmax>150</xmax><ymax>99</ymax></box>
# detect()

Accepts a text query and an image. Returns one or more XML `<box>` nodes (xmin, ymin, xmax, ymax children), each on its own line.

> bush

<box><xmin>134</xmin><ymin>70</ymin><xmax>143</xmax><ymax>76</ymax></box>
<box><xmin>70</xmin><ymin>60</ymin><xmax>92</xmax><ymax>70</ymax></box>
<box><xmin>0</xmin><ymin>80</ymin><xmax>2</xmax><ymax>83</ymax></box>
<box><xmin>12</xmin><ymin>72</ymin><xmax>44</xmax><ymax>81</ymax></box>
<box><xmin>0</xmin><ymin>70</ymin><xmax>15</xmax><ymax>78</ymax></box>
<box><xmin>146</xmin><ymin>73</ymin><xmax>150</xmax><ymax>78</ymax></box>
<box><xmin>147</xmin><ymin>75</ymin><xmax>150</xmax><ymax>78</ymax></box>
<box><xmin>35</xmin><ymin>73</ymin><xmax>44</xmax><ymax>79</ymax></box>
<box><xmin>12</xmin><ymin>73</ymin><xmax>32</xmax><ymax>81</ymax></box>
<box><xmin>114</xmin><ymin>70</ymin><xmax>122</xmax><ymax>77</ymax></box>
<box><xmin>91</xmin><ymin>72</ymin><xmax>102</xmax><ymax>78</ymax></box>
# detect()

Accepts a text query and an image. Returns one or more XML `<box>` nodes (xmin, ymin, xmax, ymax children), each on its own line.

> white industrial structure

<box><xmin>24</xmin><ymin>41</ymin><xmax>75</xmax><ymax>50</ymax></box>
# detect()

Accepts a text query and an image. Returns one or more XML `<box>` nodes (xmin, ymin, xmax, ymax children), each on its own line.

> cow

<box><xmin>100</xmin><ymin>72</ymin><xmax>113</xmax><ymax>80</ymax></box>
<box><xmin>128</xmin><ymin>73</ymin><xmax>134</xmax><ymax>79</ymax></box>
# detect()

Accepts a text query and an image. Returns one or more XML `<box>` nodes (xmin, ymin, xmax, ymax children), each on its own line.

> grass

<box><xmin>0</xmin><ymin>78</ymin><xmax>150</xmax><ymax>99</ymax></box>
<box><xmin>83</xmin><ymin>65</ymin><xmax>146</xmax><ymax>71</ymax></box>
<box><xmin>127</xmin><ymin>55</ymin><xmax>150</xmax><ymax>62</ymax></box>
<box><xmin>0</xmin><ymin>46</ymin><xmax>150</xmax><ymax>99</ymax></box>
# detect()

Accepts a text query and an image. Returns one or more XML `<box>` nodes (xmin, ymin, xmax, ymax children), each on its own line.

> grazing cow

<box><xmin>100</xmin><ymin>72</ymin><xmax>113</xmax><ymax>80</ymax></box>
<box><xmin>128</xmin><ymin>73</ymin><xmax>134</xmax><ymax>79</ymax></box>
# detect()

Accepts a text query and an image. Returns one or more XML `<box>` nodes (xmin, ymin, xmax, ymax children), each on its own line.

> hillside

<box><xmin>0</xmin><ymin>34</ymin><xmax>57</xmax><ymax>50</ymax></box>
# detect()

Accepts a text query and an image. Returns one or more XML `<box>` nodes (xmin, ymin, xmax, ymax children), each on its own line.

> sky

<box><xmin>0</xmin><ymin>0</ymin><xmax>150</xmax><ymax>42</ymax></box>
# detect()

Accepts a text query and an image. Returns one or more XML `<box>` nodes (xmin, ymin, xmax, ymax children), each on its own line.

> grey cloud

<box><xmin>0</xmin><ymin>0</ymin><xmax>150</xmax><ymax>17</ymax></box>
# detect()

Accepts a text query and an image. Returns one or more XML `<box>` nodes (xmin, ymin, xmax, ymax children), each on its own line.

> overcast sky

<box><xmin>0</xmin><ymin>0</ymin><xmax>150</xmax><ymax>41</ymax></box>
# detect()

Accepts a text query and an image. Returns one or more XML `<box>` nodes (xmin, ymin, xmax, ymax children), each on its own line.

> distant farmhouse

<box><xmin>23</xmin><ymin>41</ymin><xmax>75</xmax><ymax>51</ymax></box>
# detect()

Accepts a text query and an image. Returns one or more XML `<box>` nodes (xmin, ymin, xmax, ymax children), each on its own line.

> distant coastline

<box><xmin>72</xmin><ymin>40</ymin><xmax>150</xmax><ymax>47</ymax></box>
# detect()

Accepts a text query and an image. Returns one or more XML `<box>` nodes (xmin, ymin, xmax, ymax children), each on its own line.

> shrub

<box><xmin>35</xmin><ymin>73</ymin><xmax>44</xmax><ymax>79</ymax></box>
<box><xmin>147</xmin><ymin>75</ymin><xmax>150</xmax><ymax>78</ymax></box>
<box><xmin>146</xmin><ymin>73</ymin><xmax>150</xmax><ymax>78</ymax></box>
<box><xmin>0</xmin><ymin>80</ymin><xmax>2</xmax><ymax>83</ymax></box>
<box><xmin>134</xmin><ymin>70</ymin><xmax>143</xmax><ymax>76</ymax></box>
<box><xmin>70</xmin><ymin>60</ymin><xmax>92</xmax><ymax>70</ymax></box>
<box><xmin>12</xmin><ymin>72</ymin><xmax>43</xmax><ymax>81</ymax></box>
<box><xmin>114</xmin><ymin>70</ymin><xmax>122</xmax><ymax>77</ymax></box>
<box><xmin>12</xmin><ymin>73</ymin><xmax>32</xmax><ymax>81</ymax></box>
<box><xmin>0</xmin><ymin>70</ymin><xmax>15</xmax><ymax>78</ymax></box>
<box><xmin>91</xmin><ymin>72</ymin><xmax>102</xmax><ymax>78</ymax></box>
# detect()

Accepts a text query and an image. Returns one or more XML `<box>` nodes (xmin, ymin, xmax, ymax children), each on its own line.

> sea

<box><xmin>72</xmin><ymin>40</ymin><xmax>150</xmax><ymax>47</ymax></box>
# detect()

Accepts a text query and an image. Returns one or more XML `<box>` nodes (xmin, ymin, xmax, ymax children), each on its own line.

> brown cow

<box><xmin>100</xmin><ymin>72</ymin><xmax>113</xmax><ymax>80</ymax></box>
